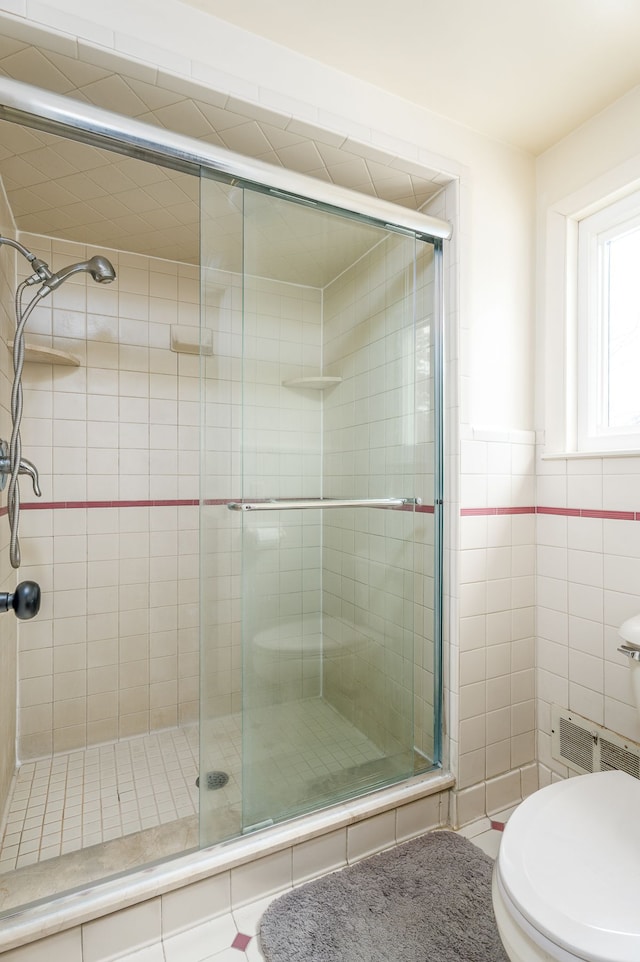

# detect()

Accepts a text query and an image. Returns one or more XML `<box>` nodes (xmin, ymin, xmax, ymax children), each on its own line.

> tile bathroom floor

<box><xmin>129</xmin><ymin>809</ymin><xmax>515</xmax><ymax>962</ymax></box>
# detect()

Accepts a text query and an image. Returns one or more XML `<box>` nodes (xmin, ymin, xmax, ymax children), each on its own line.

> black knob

<box><xmin>0</xmin><ymin>581</ymin><xmax>40</xmax><ymax>620</ymax></box>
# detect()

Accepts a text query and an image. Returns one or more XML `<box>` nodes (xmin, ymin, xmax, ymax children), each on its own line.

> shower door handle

<box><xmin>227</xmin><ymin>497</ymin><xmax>421</xmax><ymax>511</ymax></box>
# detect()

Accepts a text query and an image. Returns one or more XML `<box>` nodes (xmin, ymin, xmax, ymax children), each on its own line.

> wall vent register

<box><xmin>551</xmin><ymin>706</ymin><xmax>640</xmax><ymax>779</ymax></box>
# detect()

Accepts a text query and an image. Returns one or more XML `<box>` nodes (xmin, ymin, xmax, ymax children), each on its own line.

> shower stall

<box><xmin>0</xmin><ymin>78</ymin><xmax>448</xmax><ymax>916</ymax></box>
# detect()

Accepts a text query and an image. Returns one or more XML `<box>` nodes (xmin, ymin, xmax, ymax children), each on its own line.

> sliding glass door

<box><xmin>200</xmin><ymin>173</ymin><xmax>442</xmax><ymax>841</ymax></box>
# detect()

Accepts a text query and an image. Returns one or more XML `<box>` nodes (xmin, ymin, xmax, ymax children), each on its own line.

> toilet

<box><xmin>492</xmin><ymin>769</ymin><xmax>640</xmax><ymax>962</ymax></box>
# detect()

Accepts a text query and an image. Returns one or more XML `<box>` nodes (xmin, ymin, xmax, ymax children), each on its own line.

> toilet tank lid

<box><xmin>498</xmin><ymin>770</ymin><xmax>640</xmax><ymax>962</ymax></box>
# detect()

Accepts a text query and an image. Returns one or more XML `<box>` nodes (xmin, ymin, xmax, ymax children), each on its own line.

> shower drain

<box><xmin>196</xmin><ymin>771</ymin><xmax>230</xmax><ymax>790</ymax></box>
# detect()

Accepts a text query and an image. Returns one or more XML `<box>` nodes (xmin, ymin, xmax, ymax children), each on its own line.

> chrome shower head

<box><xmin>86</xmin><ymin>255</ymin><xmax>117</xmax><ymax>284</ymax></box>
<box><xmin>40</xmin><ymin>254</ymin><xmax>116</xmax><ymax>293</ymax></box>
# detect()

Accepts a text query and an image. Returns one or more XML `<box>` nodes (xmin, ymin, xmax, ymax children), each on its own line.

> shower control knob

<box><xmin>0</xmin><ymin>581</ymin><xmax>41</xmax><ymax>620</ymax></box>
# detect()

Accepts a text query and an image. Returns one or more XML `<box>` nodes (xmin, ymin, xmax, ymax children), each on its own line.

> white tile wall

<box><xmin>537</xmin><ymin>452</ymin><xmax>640</xmax><ymax>778</ymax></box>
<box><xmin>200</xmin><ymin>266</ymin><xmax>323</xmax><ymax>723</ymax></box>
<box><xmin>454</xmin><ymin>426</ymin><xmax>537</xmax><ymax>817</ymax></box>
<box><xmin>8</xmin><ymin>234</ymin><xmax>201</xmax><ymax>757</ymax></box>
<box><xmin>321</xmin><ymin>228</ymin><xmax>438</xmax><ymax>762</ymax></box>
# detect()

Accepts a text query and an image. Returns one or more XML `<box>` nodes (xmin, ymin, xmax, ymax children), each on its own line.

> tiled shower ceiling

<box><xmin>0</xmin><ymin>119</ymin><xmax>203</xmax><ymax>264</ymax></box>
<box><xmin>0</xmin><ymin>121</ymin><xmax>398</xmax><ymax>287</ymax></box>
<box><xmin>0</xmin><ymin>37</ymin><xmax>447</xmax><ymax>270</ymax></box>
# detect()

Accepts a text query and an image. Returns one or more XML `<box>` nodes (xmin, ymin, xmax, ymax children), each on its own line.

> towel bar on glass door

<box><xmin>227</xmin><ymin>498</ymin><xmax>421</xmax><ymax>511</ymax></box>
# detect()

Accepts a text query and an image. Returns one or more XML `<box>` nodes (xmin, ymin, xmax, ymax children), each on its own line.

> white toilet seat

<box><xmin>493</xmin><ymin>867</ymin><xmax>589</xmax><ymax>962</ymax></box>
<box><xmin>495</xmin><ymin>770</ymin><xmax>640</xmax><ymax>962</ymax></box>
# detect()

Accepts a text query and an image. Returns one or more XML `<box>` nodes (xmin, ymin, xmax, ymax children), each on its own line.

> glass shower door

<box><xmin>237</xmin><ymin>188</ymin><xmax>437</xmax><ymax>830</ymax></box>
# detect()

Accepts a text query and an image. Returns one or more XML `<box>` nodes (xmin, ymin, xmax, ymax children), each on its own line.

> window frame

<box><xmin>575</xmin><ymin>189</ymin><xmax>640</xmax><ymax>453</ymax></box>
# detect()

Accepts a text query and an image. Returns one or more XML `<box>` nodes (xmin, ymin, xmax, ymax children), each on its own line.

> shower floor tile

<box><xmin>199</xmin><ymin>698</ymin><xmax>391</xmax><ymax>842</ymax></box>
<box><xmin>241</xmin><ymin>698</ymin><xmax>388</xmax><ymax>828</ymax></box>
<box><xmin>0</xmin><ymin>726</ymin><xmax>200</xmax><ymax>873</ymax></box>
<box><xmin>0</xmin><ymin>700</ymin><xmax>393</xmax><ymax>910</ymax></box>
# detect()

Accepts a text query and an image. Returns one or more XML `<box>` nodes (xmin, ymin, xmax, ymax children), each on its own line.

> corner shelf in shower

<box><xmin>282</xmin><ymin>376</ymin><xmax>342</xmax><ymax>389</ymax></box>
<box><xmin>7</xmin><ymin>341</ymin><xmax>80</xmax><ymax>366</ymax></box>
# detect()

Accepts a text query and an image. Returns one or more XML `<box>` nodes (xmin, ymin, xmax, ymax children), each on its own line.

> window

<box><xmin>577</xmin><ymin>190</ymin><xmax>640</xmax><ymax>452</ymax></box>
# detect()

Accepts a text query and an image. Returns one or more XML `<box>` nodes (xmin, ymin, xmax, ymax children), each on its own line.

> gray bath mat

<box><xmin>259</xmin><ymin>830</ymin><xmax>508</xmax><ymax>962</ymax></box>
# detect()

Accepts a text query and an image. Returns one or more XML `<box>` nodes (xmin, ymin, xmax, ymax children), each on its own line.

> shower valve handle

<box><xmin>0</xmin><ymin>450</ymin><xmax>41</xmax><ymax>496</ymax></box>
<box><xmin>0</xmin><ymin>581</ymin><xmax>41</xmax><ymax>620</ymax></box>
<box><xmin>17</xmin><ymin>457</ymin><xmax>41</xmax><ymax>497</ymax></box>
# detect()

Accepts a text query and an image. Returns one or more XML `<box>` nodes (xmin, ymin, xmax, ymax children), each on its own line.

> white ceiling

<box><xmin>179</xmin><ymin>0</ymin><xmax>640</xmax><ymax>154</ymax></box>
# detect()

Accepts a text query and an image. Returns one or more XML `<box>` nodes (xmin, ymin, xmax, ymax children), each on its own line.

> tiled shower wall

<box><xmin>200</xmin><ymin>266</ymin><xmax>324</xmax><ymax>720</ymax></box>
<box><xmin>536</xmin><ymin>453</ymin><xmax>640</xmax><ymax>782</ymax></box>
<box><xmin>13</xmin><ymin>233</ymin><xmax>201</xmax><ymax>758</ymax></box>
<box><xmin>0</xmin><ymin>188</ymin><xmax>17</xmax><ymax>811</ymax></box>
<box><xmin>321</xmin><ymin>232</ymin><xmax>437</xmax><ymax>761</ymax></box>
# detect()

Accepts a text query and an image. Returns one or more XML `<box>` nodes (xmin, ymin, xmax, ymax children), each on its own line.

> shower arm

<box><xmin>0</xmin><ymin>234</ymin><xmax>52</xmax><ymax>284</ymax></box>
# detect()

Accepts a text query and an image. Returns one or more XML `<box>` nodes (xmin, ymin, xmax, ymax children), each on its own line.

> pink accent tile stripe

<box><xmin>490</xmin><ymin>820</ymin><xmax>505</xmax><ymax>832</ymax></box>
<box><xmin>20</xmin><ymin>499</ymin><xmax>201</xmax><ymax>511</ymax></box>
<box><xmin>536</xmin><ymin>506</ymin><xmax>635</xmax><ymax>521</ymax></box>
<box><xmin>460</xmin><ymin>506</ymin><xmax>536</xmax><ymax>517</ymax></box>
<box><xmin>581</xmin><ymin>508</ymin><xmax>636</xmax><ymax>520</ymax></box>
<box><xmin>461</xmin><ymin>506</ymin><xmax>639</xmax><ymax>520</ymax></box>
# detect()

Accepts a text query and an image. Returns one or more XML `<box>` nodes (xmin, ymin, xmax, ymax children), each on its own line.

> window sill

<box><xmin>541</xmin><ymin>450</ymin><xmax>640</xmax><ymax>460</ymax></box>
